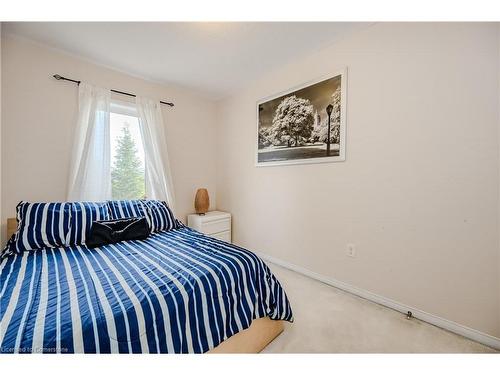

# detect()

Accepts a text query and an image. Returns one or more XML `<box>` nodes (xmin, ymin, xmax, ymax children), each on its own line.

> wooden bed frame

<box><xmin>208</xmin><ymin>317</ymin><xmax>284</xmax><ymax>353</ymax></box>
<box><xmin>7</xmin><ymin>218</ymin><xmax>17</xmax><ymax>238</ymax></box>
<box><xmin>6</xmin><ymin>218</ymin><xmax>285</xmax><ymax>353</ymax></box>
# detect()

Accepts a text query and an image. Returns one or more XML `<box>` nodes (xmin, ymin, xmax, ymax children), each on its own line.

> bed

<box><xmin>0</xmin><ymin>219</ymin><xmax>293</xmax><ymax>354</ymax></box>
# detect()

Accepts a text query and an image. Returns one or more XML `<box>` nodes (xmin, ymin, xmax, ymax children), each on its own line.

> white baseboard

<box><xmin>257</xmin><ymin>252</ymin><xmax>500</xmax><ymax>351</ymax></box>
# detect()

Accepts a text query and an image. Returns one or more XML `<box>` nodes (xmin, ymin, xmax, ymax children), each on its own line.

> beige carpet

<box><xmin>262</xmin><ymin>264</ymin><xmax>497</xmax><ymax>353</ymax></box>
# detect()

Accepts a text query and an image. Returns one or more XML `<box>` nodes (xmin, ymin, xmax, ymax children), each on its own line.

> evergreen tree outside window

<box><xmin>110</xmin><ymin>111</ymin><xmax>146</xmax><ymax>200</ymax></box>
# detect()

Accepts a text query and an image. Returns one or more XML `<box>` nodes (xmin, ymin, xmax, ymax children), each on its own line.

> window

<box><xmin>68</xmin><ymin>84</ymin><xmax>173</xmax><ymax>203</ymax></box>
<box><xmin>110</xmin><ymin>101</ymin><xmax>146</xmax><ymax>200</ymax></box>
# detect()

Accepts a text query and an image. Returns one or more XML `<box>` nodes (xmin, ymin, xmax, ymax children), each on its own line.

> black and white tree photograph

<box><xmin>257</xmin><ymin>71</ymin><xmax>346</xmax><ymax>165</ymax></box>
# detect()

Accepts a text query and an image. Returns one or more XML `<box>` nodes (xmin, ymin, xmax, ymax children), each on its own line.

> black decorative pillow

<box><xmin>86</xmin><ymin>217</ymin><xmax>150</xmax><ymax>248</ymax></box>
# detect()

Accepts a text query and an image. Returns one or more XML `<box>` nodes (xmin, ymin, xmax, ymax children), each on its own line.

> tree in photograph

<box><xmin>269</xmin><ymin>95</ymin><xmax>314</xmax><ymax>147</ymax></box>
<box><xmin>258</xmin><ymin>127</ymin><xmax>272</xmax><ymax>149</ymax></box>
<box><xmin>111</xmin><ymin>125</ymin><xmax>145</xmax><ymax>199</ymax></box>
<box><xmin>312</xmin><ymin>86</ymin><xmax>341</xmax><ymax>144</ymax></box>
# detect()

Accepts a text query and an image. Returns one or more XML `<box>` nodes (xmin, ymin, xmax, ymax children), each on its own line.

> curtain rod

<box><xmin>53</xmin><ymin>74</ymin><xmax>174</xmax><ymax>107</ymax></box>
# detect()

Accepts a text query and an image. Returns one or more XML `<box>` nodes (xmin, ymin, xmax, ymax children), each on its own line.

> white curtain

<box><xmin>136</xmin><ymin>96</ymin><xmax>176</xmax><ymax>213</ymax></box>
<box><xmin>67</xmin><ymin>83</ymin><xmax>111</xmax><ymax>201</ymax></box>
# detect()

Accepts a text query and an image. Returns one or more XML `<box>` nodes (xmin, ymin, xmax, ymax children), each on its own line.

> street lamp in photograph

<box><xmin>326</xmin><ymin>104</ymin><xmax>333</xmax><ymax>156</ymax></box>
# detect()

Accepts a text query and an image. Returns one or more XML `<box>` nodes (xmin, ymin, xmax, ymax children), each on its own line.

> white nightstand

<box><xmin>187</xmin><ymin>211</ymin><xmax>231</xmax><ymax>243</ymax></box>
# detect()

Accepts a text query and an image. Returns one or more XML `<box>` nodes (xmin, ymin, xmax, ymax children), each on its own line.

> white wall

<box><xmin>1</xmin><ymin>34</ymin><xmax>218</xmax><ymax>241</ymax></box>
<box><xmin>216</xmin><ymin>23</ymin><xmax>500</xmax><ymax>338</ymax></box>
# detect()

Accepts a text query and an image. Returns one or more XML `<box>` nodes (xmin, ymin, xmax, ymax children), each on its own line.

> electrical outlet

<box><xmin>347</xmin><ymin>244</ymin><xmax>356</xmax><ymax>257</ymax></box>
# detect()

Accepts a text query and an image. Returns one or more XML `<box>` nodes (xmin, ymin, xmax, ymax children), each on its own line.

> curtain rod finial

<box><xmin>53</xmin><ymin>74</ymin><xmax>62</xmax><ymax>80</ymax></box>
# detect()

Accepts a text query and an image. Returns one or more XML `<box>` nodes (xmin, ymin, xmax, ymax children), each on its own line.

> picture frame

<box><xmin>256</xmin><ymin>68</ymin><xmax>347</xmax><ymax>167</ymax></box>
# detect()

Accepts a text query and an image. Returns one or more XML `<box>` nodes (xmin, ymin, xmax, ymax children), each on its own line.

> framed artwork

<box><xmin>256</xmin><ymin>68</ymin><xmax>346</xmax><ymax>166</ymax></box>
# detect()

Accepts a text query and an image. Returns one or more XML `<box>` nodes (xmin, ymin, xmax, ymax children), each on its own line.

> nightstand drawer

<box><xmin>211</xmin><ymin>230</ymin><xmax>231</xmax><ymax>242</ymax></box>
<box><xmin>187</xmin><ymin>211</ymin><xmax>232</xmax><ymax>243</ymax></box>
<box><xmin>201</xmin><ymin>218</ymin><xmax>230</xmax><ymax>234</ymax></box>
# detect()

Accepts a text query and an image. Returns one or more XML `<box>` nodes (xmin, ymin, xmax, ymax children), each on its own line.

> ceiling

<box><xmin>3</xmin><ymin>22</ymin><xmax>367</xmax><ymax>99</ymax></box>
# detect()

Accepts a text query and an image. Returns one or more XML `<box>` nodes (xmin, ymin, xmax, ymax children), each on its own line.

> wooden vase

<box><xmin>194</xmin><ymin>188</ymin><xmax>210</xmax><ymax>215</ymax></box>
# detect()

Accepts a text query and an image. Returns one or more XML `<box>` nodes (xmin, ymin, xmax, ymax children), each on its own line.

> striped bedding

<box><xmin>0</xmin><ymin>226</ymin><xmax>293</xmax><ymax>353</ymax></box>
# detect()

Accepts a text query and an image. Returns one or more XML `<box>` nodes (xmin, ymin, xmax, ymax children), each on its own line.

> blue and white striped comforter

<box><xmin>0</xmin><ymin>227</ymin><xmax>293</xmax><ymax>353</ymax></box>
